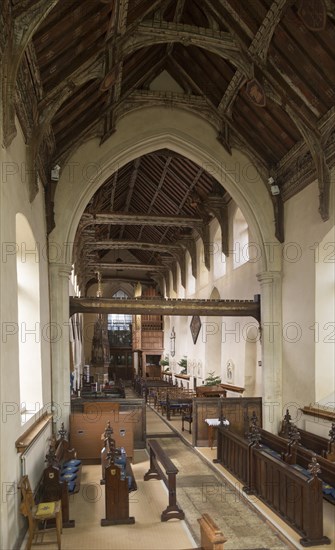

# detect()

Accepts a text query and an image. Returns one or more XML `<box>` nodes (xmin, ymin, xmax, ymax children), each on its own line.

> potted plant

<box><xmin>178</xmin><ymin>356</ymin><xmax>188</xmax><ymax>375</ymax></box>
<box><xmin>159</xmin><ymin>356</ymin><xmax>170</xmax><ymax>372</ymax></box>
<box><xmin>204</xmin><ymin>371</ymin><xmax>222</xmax><ymax>386</ymax></box>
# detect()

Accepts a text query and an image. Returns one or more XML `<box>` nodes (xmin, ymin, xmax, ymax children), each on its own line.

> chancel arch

<box><xmin>49</xmin><ymin>107</ymin><xmax>283</xmax><ymax>429</ymax></box>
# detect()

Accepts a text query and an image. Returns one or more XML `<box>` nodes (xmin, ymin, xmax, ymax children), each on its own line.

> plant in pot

<box><xmin>204</xmin><ymin>371</ymin><xmax>222</xmax><ymax>386</ymax></box>
<box><xmin>159</xmin><ymin>356</ymin><xmax>170</xmax><ymax>372</ymax></box>
<box><xmin>178</xmin><ymin>356</ymin><xmax>188</xmax><ymax>375</ymax></box>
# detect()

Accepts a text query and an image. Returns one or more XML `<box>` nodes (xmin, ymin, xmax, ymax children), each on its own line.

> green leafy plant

<box><xmin>204</xmin><ymin>371</ymin><xmax>222</xmax><ymax>386</ymax></box>
<box><xmin>159</xmin><ymin>356</ymin><xmax>169</xmax><ymax>367</ymax></box>
<box><xmin>178</xmin><ymin>356</ymin><xmax>187</xmax><ymax>374</ymax></box>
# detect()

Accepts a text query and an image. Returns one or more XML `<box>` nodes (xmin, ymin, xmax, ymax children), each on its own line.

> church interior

<box><xmin>0</xmin><ymin>0</ymin><xmax>335</xmax><ymax>549</ymax></box>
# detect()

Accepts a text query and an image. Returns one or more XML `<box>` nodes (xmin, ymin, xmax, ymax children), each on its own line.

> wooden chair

<box><xmin>19</xmin><ymin>475</ymin><xmax>62</xmax><ymax>550</ymax></box>
<box><xmin>182</xmin><ymin>405</ymin><xmax>193</xmax><ymax>434</ymax></box>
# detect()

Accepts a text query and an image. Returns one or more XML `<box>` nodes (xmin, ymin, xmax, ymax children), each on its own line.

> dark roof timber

<box><xmin>2</xmin><ymin>0</ymin><xmax>335</xmax><ymax>293</ymax></box>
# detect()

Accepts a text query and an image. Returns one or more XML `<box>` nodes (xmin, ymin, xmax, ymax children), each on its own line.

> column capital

<box><xmin>257</xmin><ymin>270</ymin><xmax>282</xmax><ymax>286</ymax></box>
<box><xmin>49</xmin><ymin>262</ymin><xmax>72</xmax><ymax>279</ymax></box>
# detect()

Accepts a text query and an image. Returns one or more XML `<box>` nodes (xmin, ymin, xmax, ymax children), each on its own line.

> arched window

<box><xmin>108</xmin><ymin>290</ymin><xmax>132</xmax><ymax>346</ymax></box>
<box><xmin>16</xmin><ymin>214</ymin><xmax>42</xmax><ymax>423</ymax></box>
<box><xmin>233</xmin><ymin>208</ymin><xmax>249</xmax><ymax>268</ymax></box>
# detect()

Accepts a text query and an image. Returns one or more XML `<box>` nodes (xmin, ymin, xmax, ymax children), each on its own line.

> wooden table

<box><xmin>196</xmin><ymin>384</ymin><xmax>245</xmax><ymax>398</ymax></box>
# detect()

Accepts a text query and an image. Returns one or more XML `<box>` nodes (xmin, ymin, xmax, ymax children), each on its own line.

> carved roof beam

<box><xmin>210</xmin><ymin>1</ymin><xmax>320</xmax><ymax>123</ymax></box>
<box><xmin>119</xmin><ymin>157</ymin><xmax>141</xmax><ymax>238</ymax></box>
<box><xmin>115</xmin><ymin>55</ymin><xmax>169</xmax><ymax>112</ymax></box>
<box><xmin>119</xmin><ymin>22</ymin><xmax>250</xmax><ymax>75</ymax></box>
<box><xmin>196</xmin><ymin>222</ymin><xmax>211</xmax><ymax>271</ymax></box>
<box><xmin>70</xmin><ymin>296</ymin><xmax>261</xmax><ymax>320</ymax></box>
<box><xmin>101</xmin><ymin>0</ymin><xmax>129</xmax><ymax>141</ymax></box>
<box><xmin>109</xmin><ymin>170</ymin><xmax>118</xmax><ymax>211</ymax></box>
<box><xmin>204</xmin><ymin>196</ymin><xmax>229</xmax><ymax>257</ymax></box>
<box><xmin>115</xmin><ymin>91</ymin><xmax>222</xmax><ymax>134</ymax></box>
<box><xmin>2</xmin><ymin>0</ymin><xmax>59</xmax><ymax>148</ymax></box>
<box><xmin>265</xmin><ymin>85</ymin><xmax>330</xmax><ymax>221</ymax></box>
<box><xmin>126</xmin><ymin>0</ymin><xmax>167</xmax><ymax>33</ymax></box>
<box><xmin>174</xmin><ymin>249</ymin><xmax>187</xmax><ymax>289</ymax></box>
<box><xmin>178</xmin><ymin>236</ymin><xmax>198</xmax><ymax>280</ymax></box>
<box><xmin>29</xmin><ymin>57</ymin><xmax>105</xmax><ymax>204</ymax></box>
<box><xmin>249</xmin><ymin>0</ymin><xmax>294</xmax><ymax>64</ymax></box>
<box><xmin>87</xmin><ymin>263</ymin><xmax>168</xmax><ymax>272</ymax></box>
<box><xmin>85</xmin><ymin>275</ymin><xmax>154</xmax><ymax>293</ymax></box>
<box><xmin>85</xmin><ymin>240</ymin><xmax>183</xmax><ymax>256</ymax></box>
<box><xmin>80</xmin><ymin>212</ymin><xmax>204</xmax><ymax>228</ymax></box>
<box><xmin>137</xmin><ymin>156</ymin><xmax>172</xmax><ymax>240</ymax></box>
<box><xmin>217</xmin><ymin>0</ymin><xmax>296</xmax><ymax>117</ymax></box>
<box><xmin>170</xmin><ymin>58</ymin><xmax>268</xmax><ymax>177</ymax></box>
<box><xmin>54</xmin><ymin>121</ymin><xmax>103</xmax><ymax>170</ymax></box>
<box><xmin>205</xmin><ymin>0</ymin><xmax>254</xmax><ymax>41</ymax></box>
<box><xmin>99</xmin><ymin>56</ymin><xmax>169</xmax><ymax>142</ymax></box>
<box><xmin>166</xmin><ymin>0</ymin><xmax>186</xmax><ymax>55</ymax></box>
<box><xmin>285</xmin><ymin>104</ymin><xmax>330</xmax><ymax>221</ymax></box>
<box><xmin>150</xmin><ymin>165</ymin><xmax>206</xmax><ymax>262</ymax></box>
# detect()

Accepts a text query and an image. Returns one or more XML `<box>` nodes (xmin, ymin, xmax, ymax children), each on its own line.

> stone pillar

<box><xmin>257</xmin><ymin>271</ymin><xmax>283</xmax><ymax>433</ymax></box>
<box><xmin>49</xmin><ymin>262</ymin><xmax>72</xmax><ymax>432</ymax></box>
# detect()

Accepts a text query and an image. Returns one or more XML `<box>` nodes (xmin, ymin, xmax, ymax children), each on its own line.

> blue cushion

<box><xmin>63</xmin><ymin>459</ymin><xmax>81</xmax><ymax>467</ymax></box>
<box><xmin>61</xmin><ymin>466</ymin><xmax>78</xmax><ymax>474</ymax></box>
<box><xmin>67</xmin><ymin>481</ymin><xmax>76</xmax><ymax>493</ymax></box>
<box><xmin>322</xmin><ymin>483</ymin><xmax>335</xmax><ymax>499</ymax></box>
<box><xmin>114</xmin><ymin>456</ymin><xmax>127</xmax><ymax>467</ymax></box>
<box><xmin>61</xmin><ymin>472</ymin><xmax>77</xmax><ymax>482</ymax></box>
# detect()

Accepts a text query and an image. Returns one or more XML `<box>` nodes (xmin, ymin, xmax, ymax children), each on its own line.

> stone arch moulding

<box><xmin>49</xmin><ymin>108</ymin><xmax>281</xmax><ymax>274</ymax></box>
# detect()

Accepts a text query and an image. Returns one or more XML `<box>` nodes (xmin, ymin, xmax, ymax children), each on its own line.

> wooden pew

<box><xmin>260</xmin><ymin>428</ymin><xmax>335</xmax><ymax>503</ymax></box>
<box><xmin>144</xmin><ymin>439</ymin><xmax>185</xmax><ymax>521</ymax></box>
<box><xmin>216</xmin><ymin>426</ymin><xmax>331</xmax><ymax>546</ymax></box>
<box><xmin>100</xmin><ymin>431</ymin><xmax>136</xmax><ymax>525</ymax></box>
<box><xmin>198</xmin><ymin>514</ymin><xmax>226</xmax><ymax>550</ymax></box>
<box><xmin>280</xmin><ymin>411</ymin><xmax>335</xmax><ymax>461</ymax></box>
<box><xmin>42</xmin><ymin>424</ymin><xmax>81</xmax><ymax>528</ymax></box>
<box><xmin>101</xmin><ymin>457</ymin><xmax>136</xmax><ymax>526</ymax></box>
<box><xmin>100</xmin><ymin>422</ymin><xmax>136</xmax><ymax>492</ymax></box>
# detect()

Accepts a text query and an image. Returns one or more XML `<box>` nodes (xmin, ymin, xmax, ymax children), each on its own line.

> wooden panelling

<box><xmin>192</xmin><ymin>397</ymin><xmax>262</xmax><ymax>446</ymax></box>
<box><xmin>70</xmin><ymin>411</ymin><xmax>136</xmax><ymax>461</ymax></box>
